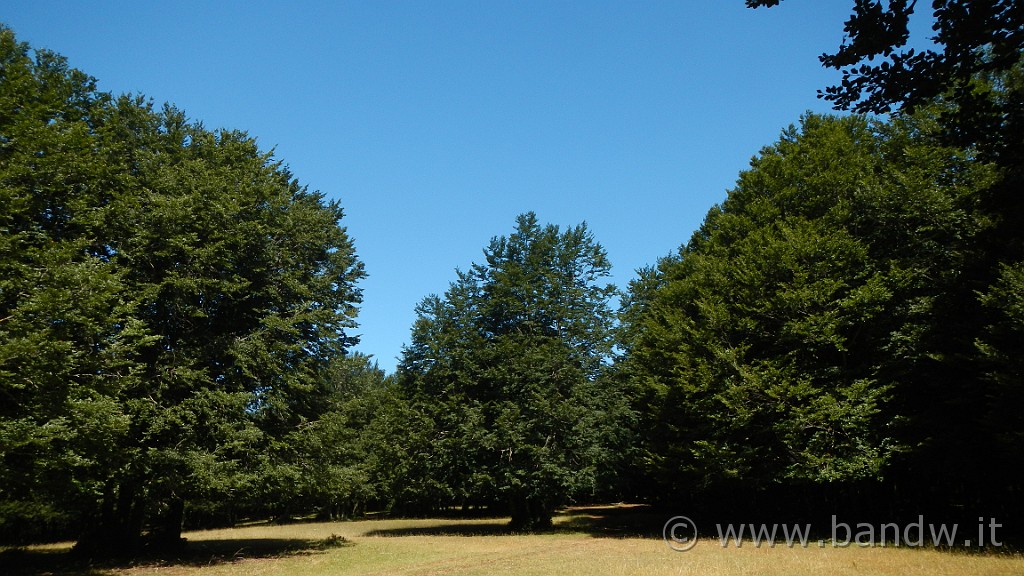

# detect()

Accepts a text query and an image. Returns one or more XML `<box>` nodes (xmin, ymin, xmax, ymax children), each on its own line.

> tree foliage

<box><xmin>743</xmin><ymin>0</ymin><xmax>1024</xmax><ymax>524</ymax></box>
<box><xmin>5</xmin><ymin>10</ymin><xmax>1024</xmax><ymax>548</ymax></box>
<box><xmin>747</xmin><ymin>0</ymin><xmax>1024</xmax><ymax>148</ymax></box>
<box><xmin>0</xmin><ymin>26</ymin><xmax>365</xmax><ymax>551</ymax></box>
<box><xmin>398</xmin><ymin>213</ymin><xmax>626</xmax><ymax>530</ymax></box>
<box><xmin>620</xmin><ymin>112</ymin><xmax>1006</xmax><ymax>518</ymax></box>
<box><xmin>746</xmin><ymin>1</ymin><xmax>1024</xmax><ymax>276</ymax></box>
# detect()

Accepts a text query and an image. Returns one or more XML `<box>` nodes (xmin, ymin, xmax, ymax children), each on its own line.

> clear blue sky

<box><xmin>5</xmin><ymin>1</ymin><xmax>861</xmax><ymax>373</ymax></box>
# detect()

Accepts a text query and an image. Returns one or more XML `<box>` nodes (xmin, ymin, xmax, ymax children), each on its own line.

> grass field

<box><xmin>4</xmin><ymin>506</ymin><xmax>1022</xmax><ymax>576</ymax></box>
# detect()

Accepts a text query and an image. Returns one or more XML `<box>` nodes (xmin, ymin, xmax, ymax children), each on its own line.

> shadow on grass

<box><xmin>0</xmin><ymin>535</ymin><xmax>352</xmax><ymax>576</ymax></box>
<box><xmin>556</xmin><ymin>504</ymin><xmax>668</xmax><ymax>538</ymax></box>
<box><xmin>362</xmin><ymin>504</ymin><xmax>667</xmax><ymax>539</ymax></box>
<box><xmin>360</xmin><ymin>505</ymin><xmax>1024</xmax><ymax>555</ymax></box>
<box><xmin>364</xmin><ymin>521</ymin><xmax>518</xmax><ymax>537</ymax></box>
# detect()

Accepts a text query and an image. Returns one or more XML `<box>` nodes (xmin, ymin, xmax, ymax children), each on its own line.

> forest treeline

<box><xmin>2</xmin><ymin>0</ymin><xmax>1023</xmax><ymax>554</ymax></box>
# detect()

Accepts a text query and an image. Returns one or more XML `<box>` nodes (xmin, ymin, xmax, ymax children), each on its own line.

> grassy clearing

<box><xmin>4</xmin><ymin>507</ymin><xmax>1022</xmax><ymax>576</ymax></box>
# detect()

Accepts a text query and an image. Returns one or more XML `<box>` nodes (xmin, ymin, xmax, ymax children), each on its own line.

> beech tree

<box><xmin>0</xmin><ymin>26</ymin><xmax>145</xmax><ymax>544</ymax></box>
<box><xmin>746</xmin><ymin>0</ymin><xmax>1024</xmax><ymax>523</ymax></box>
<box><xmin>0</xmin><ymin>26</ymin><xmax>365</xmax><ymax>551</ymax></box>
<box><xmin>398</xmin><ymin>213</ymin><xmax>625</xmax><ymax>530</ymax></box>
<box><xmin>620</xmin><ymin>113</ymin><xmax>998</xmax><ymax>518</ymax></box>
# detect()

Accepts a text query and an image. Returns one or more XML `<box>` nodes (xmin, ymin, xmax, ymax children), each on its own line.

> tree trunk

<box><xmin>148</xmin><ymin>496</ymin><xmax>186</xmax><ymax>551</ymax></box>
<box><xmin>508</xmin><ymin>495</ymin><xmax>554</xmax><ymax>532</ymax></box>
<box><xmin>73</xmin><ymin>478</ymin><xmax>146</xmax><ymax>557</ymax></box>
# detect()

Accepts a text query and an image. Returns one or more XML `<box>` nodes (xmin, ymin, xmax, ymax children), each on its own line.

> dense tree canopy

<box><xmin>737</xmin><ymin>0</ymin><xmax>1023</xmax><ymax>527</ymax></box>
<box><xmin>398</xmin><ymin>213</ymin><xmax>627</xmax><ymax>530</ymax></box>
<box><xmin>746</xmin><ymin>0</ymin><xmax>1024</xmax><ymax>245</ymax></box>
<box><xmin>0</xmin><ymin>26</ymin><xmax>365</xmax><ymax>551</ymax></box>
<box><xmin>619</xmin><ymin>111</ymin><xmax>1015</xmax><ymax>521</ymax></box>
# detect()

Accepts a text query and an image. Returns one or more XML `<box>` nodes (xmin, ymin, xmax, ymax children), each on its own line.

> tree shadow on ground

<box><xmin>0</xmin><ymin>535</ymin><xmax>351</xmax><ymax>576</ymax></box>
<box><xmin>363</xmin><ymin>504</ymin><xmax>667</xmax><ymax>539</ymax></box>
<box><xmin>556</xmin><ymin>504</ymin><xmax>668</xmax><ymax>538</ymax></box>
<box><xmin>363</xmin><ymin>521</ymin><xmax>518</xmax><ymax>537</ymax></box>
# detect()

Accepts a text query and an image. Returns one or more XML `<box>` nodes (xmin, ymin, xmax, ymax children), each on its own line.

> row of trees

<box><xmin>387</xmin><ymin>0</ymin><xmax>1023</xmax><ymax>530</ymax></box>
<box><xmin>392</xmin><ymin>109</ymin><xmax>1022</xmax><ymax>531</ymax></box>
<box><xmin>2</xmin><ymin>0</ymin><xmax>1022</xmax><ymax>551</ymax></box>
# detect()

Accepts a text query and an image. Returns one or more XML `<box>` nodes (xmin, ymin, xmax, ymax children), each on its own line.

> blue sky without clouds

<box><xmin>5</xmin><ymin>1</ymin><xmax>874</xmax><ymax>372</ymax></box>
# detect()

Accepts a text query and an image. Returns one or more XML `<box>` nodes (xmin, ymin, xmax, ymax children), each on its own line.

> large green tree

<box><xmin>621</xmin><ymin>112</ymin><xmax>1000</xmax><ymax>518</ymax></box>
<box><xmin>0</xmin><ymin>28</ymin><xmax>148</xmax><ymax>542</ymax></box>
<box><xmin>0</xmin><ymin>26</ymin><xmax>365</xmax><ymax>551</ymax></box>
<box><xmin>746</xmin><ymin>0</ymin><xmax>1024</xmax><ymax>524</ymax></box>
<box><xmin>398</xmin><ymin>213</ymin><xmax>625</xmax><ymax>530</ymax></box>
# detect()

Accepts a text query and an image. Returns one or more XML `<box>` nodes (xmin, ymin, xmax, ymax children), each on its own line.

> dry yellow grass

<box><xmin>7</xmin><ymin>509</ymin><xmax>1023</xmax><ymax>576</ymax></box>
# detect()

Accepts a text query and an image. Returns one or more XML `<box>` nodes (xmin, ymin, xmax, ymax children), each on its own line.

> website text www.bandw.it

<box><xmin>662</xmin><ymin>515</ymin><xmax>1004</xmax><ymax>551</ymax></box>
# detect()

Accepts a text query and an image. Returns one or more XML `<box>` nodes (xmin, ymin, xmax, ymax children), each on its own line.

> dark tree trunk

<box><xmin>73</xmin><ymin>478</ymin><xmax>146</xmax><ymax>557</ymax></box>
<box><xmin>148</xmin><ymin>496</ymin><xmax>186</xmax><ymax>551</ymax></box>
<box><xmin>508</xmin><ymin>495</ymin><xmax>554</xmax><ymax>532</ymax></box>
